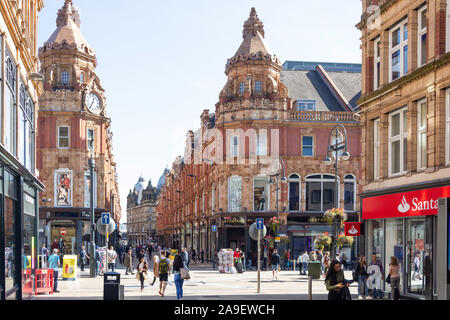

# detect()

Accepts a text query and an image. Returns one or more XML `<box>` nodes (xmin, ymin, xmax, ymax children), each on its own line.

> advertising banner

<box><xmin>362</xmin><ymin>185</ymin><xmax>450</xmax><ymax>220</ymax></box>
<box><xmin>62</xmin><ymin>255</ymin><xmax>77</xmax><ymax>280</ymax></box>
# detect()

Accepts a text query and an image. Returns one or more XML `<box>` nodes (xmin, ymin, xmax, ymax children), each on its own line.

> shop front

<box><xmin>362</xmin><ymin>183</ymin><xmax>450</xmax><ymax>300</ymax></box>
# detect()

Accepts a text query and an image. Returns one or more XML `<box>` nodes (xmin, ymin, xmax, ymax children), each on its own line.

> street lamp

<box><xmin>323</xmin><ymin>123</ymin><xmax>350</xmax><ymax>260</ymax></box>
<box><xmin>268</xmin><ymin>159</ymin><xmax>287</xmax><ymax>249</ymax></box>
<box><xmin>88</xmin><ymin>155</ymin><xmax>96</xmax><ymax>278</ymax></box>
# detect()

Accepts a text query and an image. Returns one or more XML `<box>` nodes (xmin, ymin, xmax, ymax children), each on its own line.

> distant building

<box><xmin>127</xmin><ymin>177</ymin><xmax>158</xmax><ymax>245</ymax></box>
<box><xmin>157</xmin><ymin>8</ymin><xmax>362</xmax><ymax>262</ymax></box>
<box><xmin>37</xmin><ymin>1</ymin><xmax>121</xmax><ymax>254</ymax></box>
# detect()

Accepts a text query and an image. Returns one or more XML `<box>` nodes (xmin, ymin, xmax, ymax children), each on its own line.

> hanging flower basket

<box><xmin>314</xmin><ymin>232</ymin><xmax>332</xmax><ymax>250</ymax></box>
<box><xmin>323</xmin><ymin>208</ymin><xmax>348</xmax><ymax>226</ymax></box>
<box><xmin>336</xmin><ymin>233</ymin><xmax>354</xmax><ymax>248</ymax></box>
<box><xmin>267</xmin><ymin>216</ymin><xmax>281</xmax><ymax>233</ymax></box>
<box><xmin>279</xmin><ymin>234</ymin><xmax>290</xmax><ymax>244</ymax></box>
<box><xmin>264</xmin><ymin>235</ymin><xmax>274</xmax><ymax>248</ymax></box>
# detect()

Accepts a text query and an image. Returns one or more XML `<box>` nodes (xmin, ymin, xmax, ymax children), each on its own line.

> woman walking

<box><xmin>136</xmin><ymin>257</ymin><xmax>148</xmax><ymax>292</ymax></box>
<box><xmin>172</xmin><ymin>254</ymin><xmax>185</xmax><ymax>300</ymax></box>
<box><xmin>325</xmin><ymin>260</ymin><xmax>351</xmax><ymax>300</ymax></box>
<box><xmin>322</xmin><ymin>252</ymin><xmax>330</xmax><ymax>277</ymax></box>
<box><xmin>389</xmin><ymin>256</ymin><xmax>401</xmax><ymax>300</ymax></box>
<box><xmin>355</xmin><ymin>256</ymin><xmax>369</xmax><ymax>299</ymax></box>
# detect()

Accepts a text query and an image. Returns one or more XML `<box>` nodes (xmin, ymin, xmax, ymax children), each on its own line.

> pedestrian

<box><xmin>181</xmin><ymin>247</ymin><xmax>189</xmax><ymax>269</ymax></box>
<box><xmin>413</xmin><ymin>253</ymin><xmax>422</xmax><ymax>280</ymax></box>
<box><xmin>322</xmin><ymin>251</ymin><xmax>330</xmax><ymax>277</ymax></box>
<box><xmin>79</xmin><ymin>245</ymin><xmax>89</xmax><ymax>272</ymax></box>
<box><xmin>389</xmin><ymin>256</ymin><xmax>401</xmax><ymax>300</ymax></box>
<box><xmin>325</xmin><ymin>259</ymin><xmax>351</xmax><ymax>300</ymax></box>
<box><xmin>316</xmin><ymin>250</ymin><xmax>323</xmax><ymax>270</ymax></box>
<box><xmin>301</xmin><ymin>251</ymin><xmax>309</xmax><ymax>275</ymax></box>
<box><xmin>124</xmin><ymin>249</ymin><xmax>134</xmax><ymax>275</ymax></box>
<box><xmin>201</xmin><ymin>249</ymin><xmax>205</xmax><ymax>264</ymax></box>
<box><xmin>309</xmin><ymin>250</ymin><xmax>317</xmax><ymax>262</ymax></box>
<box><xmin>136</xmin><ymin>256</ymin><xmax>149</xmax><ymax>292</ymax></box>
<box><xmin>240</xmin><ymin>250</ymin><xmax>246</xmax><ymax>272</ymax></box>
<box><xmin>118</xmin><ymin>245</ymin><xmax>124</xmax><ymax>264</ymax></box>
<box><xmin>107</xmin><ymin>246</ymin><xmax>117</xmax><ymax>272</ymax></box>
<box><xmin>191</xmin><ymin>249</ymin><xmax>197</xmax><ymax>264</ymax></box>
<box><xmin>355</xmin><ymin>255</ymin><xmax>369</xmax><ymax>299</ymax></box>
<box><xmin>95</xmin><ymin>247</ymin><xmax>102</xmax><ymax>276</ymax></box>
<box><xmin>368</xmin><ymin>253</ymin><xmax>384</xmax><ymax>299</ymax></box>
<box><xmin>150</xmin><ymin>252</ymin><xmax>160</xmax><ymax>286</ymax></box>
<box><xmin>40</xmin><ymin>243</ymin><xmax>49</xmax><ymax>268</ymax></box>
<box><xmin>158</xmin><ymin>250</ymin><xmax>170</xmax><ymax>297</ymax></box>
<box><xmin>47</xmin><ymin>249</ymin><xmax>60</xmax><ymax>293</ymax></box>
<box><xmin>172</xmin><ymin>254</ymin><xmax>185</xmax><ymax>300</ymax></box>
<box><xmin>138</xmin><ymin>249</ymin><xmax>146</xmax><ymax>262</ymax></box>
<box><xmin>284</xmin><ymin>249</ymin><xmax>291</xmax><ymax>270</ymax></box>
<box><xmin>271</xmin><ymin>249</ymin><xmax>280</xmax><ymax>280</ymax></box>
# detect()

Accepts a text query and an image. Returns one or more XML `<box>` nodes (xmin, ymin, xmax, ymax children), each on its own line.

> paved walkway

<box><xmin>32</xmin><ymin>262</ymin><xmax>362</xmax><ymax>300</ymax></box>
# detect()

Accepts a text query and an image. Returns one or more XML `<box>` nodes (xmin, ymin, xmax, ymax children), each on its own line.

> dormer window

<box><xmin>297</xmin><ymin>100</ymin><xmax>316</xmax><ymax>111</ymax></box>
<box><xmin>61</xmin><ymin>70</ymin><xmax>69</xmax><ymax>85</ymax></box>
<box><xmin>255</xmin><ymin>80</ymin><xmax>262</xmax><ymax>93</ymax></box>
<box><xmin>239</xmin><ymin>82</ymin><xmax>245</xmax><ymax>94</ymax></box>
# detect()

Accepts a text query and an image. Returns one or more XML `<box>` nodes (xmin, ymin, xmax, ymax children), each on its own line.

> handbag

<box><xmin>386</xmin><ymin>274</ymin><xmax>391</xmax><ymax>284</ymax></box>
<box><xmin>180</xmin><ymin>268</ymin><xmax>190</xmax><ymax>280</ymax></box>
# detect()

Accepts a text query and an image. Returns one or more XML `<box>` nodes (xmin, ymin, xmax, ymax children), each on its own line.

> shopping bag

<box><xmin>180</xmin><ymin>268</ymin><xmax>190</xmax><ymax>280</ymax></box>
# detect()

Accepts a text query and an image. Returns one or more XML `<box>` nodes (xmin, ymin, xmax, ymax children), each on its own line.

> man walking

<box><xmin>40</xmin><ymin>243</ymin><xmax>49</xmax><ymax>268</ymax></box>
<box><xmin>369</xmin><ymin>253</ymin><xmax>384</xmax><ymax>299</ymax></box>
<box><xmin>271</xmin><ymin>249</ymin><xmax>281</xmax><ymax>280</ymax></box>
<box><xmin>301</xmin><ymin>251</ymin><xmax>309</xmax><ymax>275</ymax></box>
<box><xmin>107</xmin><ymin>246</ymin><xmax>117</xmax><ymax>272</ymax></box>
<box><xmin>181</xmin><ymin>248</ymin><xmax>189</xmax><ymax>269</ymax></box>
<box><xmin>48</xmin><ymin>249</ymin><xmax>60</xmax><ymax>293</ymax></box>
<box><xmin>79</xmin><ymin>246</ymin><xmax>89</xmax><ymax>272</ymax></box>
<box><xmin>124</xmin><ymin>249</ymin><xmax>134</xmax><ymax>275</ymax></box>
<box><xmin>158</xmin><ymin>250</ymin><xmax>170</xmax><ymax>297</ymax></box>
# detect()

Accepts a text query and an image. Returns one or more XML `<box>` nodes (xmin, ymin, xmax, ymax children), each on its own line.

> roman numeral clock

<box><xmin>84</xmin><ymin>90</ymin><xmax>104</xmax><ymax>115</ymax></box>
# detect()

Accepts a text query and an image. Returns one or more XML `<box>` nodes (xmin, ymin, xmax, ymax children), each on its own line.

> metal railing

<box><xmin>290</xmin><ymin>111</ymin><xmax>357</xmax><ymax>123</ymax></box>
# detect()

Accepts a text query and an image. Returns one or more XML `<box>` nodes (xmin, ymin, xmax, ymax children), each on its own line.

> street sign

<box><xmin>275</xmin><ymin>237</ymin><xmax>281</xmax><ymax>242</ymax></box>
<box><xmin>256</xmin><ymin>218</ymin><xmax>264</xmax><ymax>230</ymax></box>
<box><xmin>212</xmin><ymin>225</ymin><xmax>217</xmax><ymax>232</ymax></box>
<box><xmin>97</xmin><ymin>218</ymin><xmax>116</xmax><ymax>236</ymax></box>
<box><xmin>101</xmin><ymin>212</ymin><xmax>110</xmax><ymax>225</ymax></box>
<box><xmin>60</xmin><ymin>228</ymin><xmax>66</xmax><ymax>236</ymax></box>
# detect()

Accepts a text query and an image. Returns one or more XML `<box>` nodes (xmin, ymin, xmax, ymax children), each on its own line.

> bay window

<box><xmin>389</xmin><ymin>19</ymin><xmax>408</xmax><ymax>81</ymax></box>
<box><xmin>417</xmin><ymin>99</ymin><xmax>427</xmax><ymax>170</ymax></box>
<box><xmin>5</xmin><ymin>50</ymin><xmax>17</xmax><ymax>155</ymax></box>
<box><xmin>344</xmin><ymin>174</ymin><xmax>356</xmax><ymax>212</ymax></box>
<box><xmin>389</xmin><ymin>107</ymin><xmax>408</xmax><ymax>176</ymax></box>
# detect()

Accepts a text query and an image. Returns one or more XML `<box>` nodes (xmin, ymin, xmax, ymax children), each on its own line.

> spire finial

<box><xmin>243</xmin><ymin>7</ymin><xmax>265</xmax><ymax>39</ymax></box>
<box><xmin>57</xmin><ymin>0</ymin><xmax>80</xmax><ymax>28</ymax></box>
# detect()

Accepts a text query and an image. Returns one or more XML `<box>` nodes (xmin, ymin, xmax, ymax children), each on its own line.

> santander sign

<box><xmin>363</xmin><ymin>185</ymin><xmax>450</xmax><ymax>220</ymax></box>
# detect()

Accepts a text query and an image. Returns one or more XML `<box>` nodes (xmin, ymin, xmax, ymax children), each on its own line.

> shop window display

<box><xmin>406</xmin><ymin>218</ymin><xmax>425</xmax><ymax>295</ymax></box>
<box><xmin>368</xmin><ymin>220</ymin><xmax>384</xmax><ymax>261</ymax></box>
<box><xmin>254</xmin><ymin>176</ymin><xmax>269</xmax><ymax>211</ymax></box>
<box><xmin>385</xmin><ymin>219</ymin><xmax>404</xmax><ymax>294</ymax></box>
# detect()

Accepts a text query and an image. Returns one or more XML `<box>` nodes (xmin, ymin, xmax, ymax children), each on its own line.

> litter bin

<box><xmin>103</xmin><ymin>272</ymin><xmax>120</xmax><ymax>300</ymax></box>
<box><xmin>307</xmin><ymin>261</ymin><xmax>322</xmax><ymax>279</ymax></box>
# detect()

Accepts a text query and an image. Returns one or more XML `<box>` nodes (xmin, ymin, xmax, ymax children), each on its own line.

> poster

<box><xmin>62</xmin><ymin>255</ymin><xmax>77</xmax><ymax>280</ymax></box>
<box><xmin>55</xmin><ymin>171</ymin><xmax>72</xmax><ymax>206</ymax></box>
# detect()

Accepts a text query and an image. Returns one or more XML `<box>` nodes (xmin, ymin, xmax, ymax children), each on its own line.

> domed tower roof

<box><xmin>225</xmin><ymin>8</ymin><xmax>280</xmax><ymax>74</ymax></box>
<box><xmin>39</xmin><ymin>0</ymin><xmax>95</xmax><ymax>58</ymax></box>
<box><xmin>157</xmin><ymin>168</ymin><xmax>170</xmax><ymax>192</ymax></box>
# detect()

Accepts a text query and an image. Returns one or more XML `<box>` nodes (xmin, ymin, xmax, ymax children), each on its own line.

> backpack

<box><xmin>159</xmin><ymin>257</ymin><xmax>169</xmax><ymax>274</ymax></box>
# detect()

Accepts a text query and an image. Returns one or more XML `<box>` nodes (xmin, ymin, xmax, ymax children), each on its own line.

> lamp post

<box><xmin>323</xmin><ymin>123</ymin><xmax>350</xmax><ymax>260</ymax></box>
<box><xmin>268</xmin><ymin>159</ymin><xmax>287</xmax><ymax>249</ymax></box>
<box><xmin>89</xmin><ymin>155</ymin><xmax>96</xmax><ymax>278</ymax></box>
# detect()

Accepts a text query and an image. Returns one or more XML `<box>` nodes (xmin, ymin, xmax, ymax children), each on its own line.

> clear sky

<box><xmin>38</xmin><ymin>0</ymin><xmax>362</xmax><ymax>223</ymax></box>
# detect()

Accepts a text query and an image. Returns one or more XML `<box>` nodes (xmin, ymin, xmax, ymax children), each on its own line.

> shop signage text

<box><xmin>362</xmin><ymin>185</ymin><xmax>450</xmax><ymax>220</ymax></box>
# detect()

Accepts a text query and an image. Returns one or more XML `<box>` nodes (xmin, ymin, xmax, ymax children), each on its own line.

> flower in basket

<box><xmin>336</xmin><ymin>233</ymin><xmax>354</xmax><ymax>248</ymax></box>
<box><xmin>314</xmin><ymin>232</ymin><xmax>332</xmax><ymax>250</ymax></box>
<box><xmin>267</xmin><ymin>216</ymin><xmax>282</xmax><ymax>233</ymax></box>
<box><xmin>323</xmin><ymin>208</ymin><xmax>348</xmax><ymax>226</ymax></box>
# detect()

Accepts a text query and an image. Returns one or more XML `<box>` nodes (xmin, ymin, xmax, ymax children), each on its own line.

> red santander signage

<box><xmin>345</xmin><ymin>222</ymin><xmax>361</xmax><ymax>236</ymax></box>
<box><xmin>362</xmin><ymin>185</ymin><xmax>450</xmax><ymax>220</ymax></box>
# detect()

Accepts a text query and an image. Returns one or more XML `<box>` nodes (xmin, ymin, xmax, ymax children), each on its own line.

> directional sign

<box><xmin>212</xmin><ymin>225</ymin><xmax>217</xmax><ymax>232</ymax></box>
<box><xmin>101</xmin><ymin>212</ymin><xmax>110</xmax><ymax>225</ymax></box>
<box><xmin>256</xmin><ymin>218</ymin><xmax>264</xmax><ymax>230</ymax></box>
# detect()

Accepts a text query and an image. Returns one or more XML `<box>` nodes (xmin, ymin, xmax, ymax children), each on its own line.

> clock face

<box><xmin>85</xmin><ymin>92</ymin><xmax>102</xmax><ymax>114</ymax></box>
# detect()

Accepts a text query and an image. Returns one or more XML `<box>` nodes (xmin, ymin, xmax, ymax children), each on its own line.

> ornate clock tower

<box><xmin>36</xmin><ymin>0</ymin><xmax>121</xmax><ymax>253</ymax></box>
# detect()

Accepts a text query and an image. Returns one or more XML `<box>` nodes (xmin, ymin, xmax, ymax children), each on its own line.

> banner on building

<box><xmin>55</xmin><ymin>170</ymin><xmax>72</xmax><ymax>207</ymax></box>
<box><xmin>344</xmin><ymin>222</ymin><xmax>361</xmax><ymax>236</ymax></box>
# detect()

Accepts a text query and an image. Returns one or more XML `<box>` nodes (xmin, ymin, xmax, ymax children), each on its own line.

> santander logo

<box><xmin>397</xmin><ymin>196</ymin><xmax>410</xmax><ymax>213</ymax></box>
<box><xmin>347</xmin><ymin>225</ymin><xmax>359</xmax><ymax>235</ymax></box>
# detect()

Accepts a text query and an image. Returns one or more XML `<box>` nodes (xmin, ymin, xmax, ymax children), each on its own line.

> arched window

<box><xmin>344</xmin><ymin>174</ymin><xmax>356</xmax><ymax>212</ymax></box>
<box><xmin>61</xmin><ymin>70</ymin><xmax>69</xmax><ymax>85</ymax></box>
<box><xmin>305</xmin><ymin>174</ymin><xmax>339</xmax><ymax>212</ymax></box>
<box><xmin>288</xmin><ymin>174</ymin><xmax>300</xmax><ymax>211</ymax></box>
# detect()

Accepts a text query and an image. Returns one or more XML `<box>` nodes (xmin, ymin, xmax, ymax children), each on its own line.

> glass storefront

<box><xmin>366</xmin><ymin>216</ymin><xmax>433</xmax><ymax>299</ymax></box>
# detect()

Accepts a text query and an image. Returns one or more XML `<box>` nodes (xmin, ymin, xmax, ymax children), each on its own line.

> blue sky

<box><xmin>38</xmin><ymin>0</ymin><xmax>362</xmax><ymax>223</ymax></box>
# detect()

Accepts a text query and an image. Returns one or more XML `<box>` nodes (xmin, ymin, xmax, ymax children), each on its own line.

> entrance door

<box><xmin>406</xmin><ymin>218</ymin><xmax>425</xmax><ymax>296</ymax></box>
<box><xmin>293</xmin><ymin>237</ymin><xmax>312</xmax><ymax>259</ymax></box>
